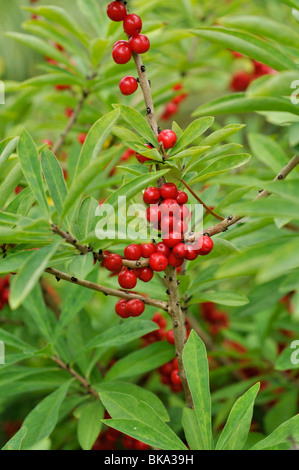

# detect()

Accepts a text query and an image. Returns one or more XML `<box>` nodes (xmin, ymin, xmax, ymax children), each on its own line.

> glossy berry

<box><xmin>104</xmin><ymin>253</ymin><xmax>123</xmax><ymax>272</ymax></box>
<box><xmin>155</xmin><ymin>242</ymin><xmax>170</xmax><ymax>257</ymax></box>
<box><xmin>160</xmin><ymin>183</ymin><xmax>178</xmax><ymax>200</ymax></box>
<box><xmin>185</xmin><ymin>244</ymin><xmax>198</xmax><ymax>261</ymax></box>
<box><xmin>230</xmin><ymin>71</ymin><xmax>252</xmax><ymax>92</ymax></box>
<box><xmin>163</xmin><ymin>231</ymin><xmax>182</xmax><ymax>248</ymax></box>
<box><xmin>152</xmin><ymin>312</ymin><xmax>167</xmax><ymax>328</ymax></box>
<box><xmin>140</xmin><ymin>243</ymin><xmax>156</xmax><ymax>258</ymax></box>
<box><xmin>174</xmin><ymin>218</ymin><xmax>188</xmax><ymax>235</ymax></box>
<box><xmin>166</xmin><ymin>329</ymin><xmax>175</xmax><ymax>345</ymax></box>
<box><xmin>124</xmin><ymin>244</ymin><xmax>142</xmax><ymax>261</ymax></box>
<box><xmin>136</xmin><ymin>152</ymin><xmax>151</xmax><ymax>164</ymax></box>
<box><xmin>196</xmin><ymin>236</ymin><xmax>214</xmax><ymax>256</ymax></box>
<box><xmin>160</xmin><ymin>198</ymin><xmax>180</xmax><ymax>217</ymax></box>
<box><xmin>172</xmin><ymin>243</ymin><xmax>187</xmax><ymax>259</ymax></box>
<box><xmin>113</xmin><ymin>40</ymin><xmax>130</xmax><ymax>49</ymax></box>
<box><xmin>149</xmin><ymin>252</ymin><xmax>168</xmax><ymax>272</ymax></box>
<box><xmin>123</xmin><ymin>14</ymin><xmax>142</xmax><ymax>36</ymax></box>
<box><xmin>112</xmin><ymin>44</ymin><xmax>132</xmax><ymax>64</ymax></box>
<box><xmin>118</xmin><ymin>269</ymin><xmax>137</xmax><ymax>289</ymax></box>
<box><xmin>161</xmin><ymin>215</ymin><xmax>175</xmax><ymax>234</ymax></box>
<box><xmin>107</xmin><ymin>1</ymin><xmax>127</xmax><ymax>22</ymax></box>
<box><xmin>115</xmin><ymin>299</ymin><xmax>130</xmax><ymax>318</ymax></box>
<box><xmin>119</xmin><ymin>76</ymin><xmax>138</xmax><ymax>95</ymax></box>
<box><xmin>143</xmin><ymin>187</ymin><xmax>160</xmax><ymax>205</ymax></box>
<box><xmin>168</xmin><ymin>252</ymin><xmax>184</xmax><ymax>268</ymax></box>
<box><xmin>176</xmin><ymin>191</ymin><xmax>188</xmax><ymax>205</ymax></box>
<box><xmin>180</xmin><ymin>204</ymin><xmax>190</xmax><ymax>220</ymax></box>
<box><xmin>138</xmin><ymin>267</ymin><xmax>154</xmax><ymax>283</ymax></box>
<box><xmin>126</xmin><ymin>299</ymin><xmax>145</xmax><ymax>317</ymax></box>
<box><xmin>158</xmin><ymin>130</ymin><xmax>177</xmax><ymax>149</ymax></box>
<box><xmin>78</xmin><ymin>133</ymin><xmax>87</xmax><ymax>145</ymax></box>
<box><xmin>129</xmin><ymin>34</ymin><xmax>150</xmax><ymax>54</ymax></box>
<box><xmin>171</xmin><ymin>369</ymin><xmax>182</xmax><ymax>385</ymax></box>
<box><xmin>146</xmin><ymin>204</ymin><xmax>161</xmax><ymax>224</ymax></box>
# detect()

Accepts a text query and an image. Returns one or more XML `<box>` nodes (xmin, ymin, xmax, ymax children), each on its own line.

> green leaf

<box><xmin>100</xmin><ymin>395</ymin><xmax>187</xmax><ymax>450</ymax></box>
<box><xmin>77</xmin><ymin>401</ymin><xmax>104</xmax><ymax>450</ymax></box>
<box><xmin>191</xmin><ymin>27</ymin><xmax>296</xmax><ymax>71</ymax></box>
<box><xmin>0</xmin><ymin>137</ymin><xmax>19</xmax><ymax>171</ymax></box>
<box><xmin>182</xmin><ymin>408</ymin><xmax>203</xmax><ymax>450</ymax></box>
<box><xmin>216</xmin><ymin>383</ymin><xmax>260</xmax><ymax>450</ymax></box>
<box><xmin>0</xmin><ymin>329</ymin><xmax>35</xmax><ymax>352</ymax></box>
<box><xmin>248</xmin><ymin>71</ymin><xmax>299</xmax><ymax>98</ymax></box>
<box><xmin>169</xmin><ymin>117</ymin><xmax>214</xmax><ymax>155</ymax></box>
<box><xmin>183</xmin><ymin>331</ymin><xmax>213</xmax><ymax>450</ymax></box>
<box><xmin>189</xmin><ymin>153</ymin><xmax>251</xmax><ymax>183</ymax></box>
<box><xmin>19</xmin><ymin>73</ymin><xmax>84</xmax><ymax>89</ymax></box>
<box><xmin>280</xmin><ymin>0</ymin><xmax>299</xmax><ymax>9</ymax></box>
<box><xmin>248</xmin><ymin>134</ymin><xmax>288</xmax><ymax>173</ymax></box>
<box><xmin>90</xmin><ymin>38</ymin><xmax>109</xmax><ymax>68</ymax></box>
<box><xmin>78</xmin><ymin>0</ymin><xmax>105</xmax><ymax>36</ymax></box>
<box><xmin>257</xmin><ymin>239</ymin><xmax>299</xmax><ymax>283</ymax></box>
<box><xmin>2</xmin><ymin>427</ymin><xmax>27</xmax><ymax>451</ymax></box>
<box><xmin>75</xmin><ymin>110</ymin><xmax>119</xmax><ymax>176</ymax></box>
<box><xmin>200</xmin><ymin>124</ymin><xmax>245</xmax><ymax>147</ymax></box>
<box><xmin>275</xmin><ymin>343</ymin><xmax>299</xmax><ymax>371</ymax></box>
<box><xmin>105</xmin><ymin>342</ymin><xmax>174</xmax><ymax>381</ymax></box>
<box><xmin>191</xmin><ymin>290</ymin><xmax>249</xmax><ymax>307</ymax></box>
<box><xmin>96</xmin><ymin>381</ymin><xmax>169</xmax><ymax>422</ymax></box>
<box><xmin>18</xmin><ymin>129</ymin><xmax>49</xmax><ymax>215</ymax></box>
<box><xmin>23</xmin><ymin>283</ymin><xmax>54</xmax><ymax>342</ymax></box>
<box><xmin>250</xmin><ymin>415</ymin><xmax>299</xmax><ymax>450</ymax></box>
<box><xmin>220</xmin><ymin>15</ymin><xmax>299</xmax><ymax>48</ymax></box>
<box><xmin>265</xmin><ymin>390</ymin><xmax>298</xmax><ymax>435</ymax></box>
<box><xmin>82</xmin><ymin>319</ymin><xmax>159</xmax><ymax>352</ymax></box>
<box><xmin>0</xmin><ymin>164</ymin><xmax>23</xmax><ymax>211</ymax></box>
<box><xmin>77</xmin><ymin>196</ymin><xmax>99</xmax><ymax>242</ymax></box>
<box><xmin>21</xmin><ymin>381</ymin><xmax>72</xmax><ymax>449</ymax></box>
<box><xmin>42</xmin><ymin>148</ymin><xmax>68</xmax><ymax>218</ymax></box>
<box><xmin>9</xmin><ymin>241</ymin><xmax>61</xmax><ymax>309</ymax></box>
<box><xmin>113</xmin><ymin>104</ymin><xmax>157</xmax><ymax>144</ymax></box>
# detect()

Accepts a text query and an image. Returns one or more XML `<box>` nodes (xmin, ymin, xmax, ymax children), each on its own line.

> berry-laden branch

<box><xmin>52</xmin><ymin>355</ymin><xmax>99</xmax><ymax>399</ymax></box>
<box><xmin>45</xmin><ymin>267</ymin><xmax>169</xmax><ymax>311</ymax></box>
<box><xmin>185</xmin><ymin>154</ymin><xmax>299</xmax><ymax>242</ymax></box>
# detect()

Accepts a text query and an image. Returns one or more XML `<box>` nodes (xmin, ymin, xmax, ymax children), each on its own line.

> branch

<box><xmin>51</xmin><ymin>89</ymin><xmax>88</xmax><ymax>154</ymax></box>
<box><xmin>45</xmin><ymin>267</ymin><xmax>169</xmax><ymax>311</ymax></box>
<box><xmin>181</xmin><ymin>179</ymin><xmax>225</xmax><ymax>221</ymax></box>
<box><xmin>52</xmin><ymin>355</ymin><xmax>99</xmax><ymax>399</ymax></box>
<box><xmin>185</xmin><ymin>154</ymin><xmax>299</xmax><ymax>242</ymax></box>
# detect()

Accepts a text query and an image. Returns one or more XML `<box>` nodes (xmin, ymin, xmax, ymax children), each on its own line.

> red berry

<box><xmin>118</xmin><ymin>269</ymin><xmax>137</xmax><ymax>289</ymax></box>
<box><xmin>160</xmin><ymin>183</ymin><xmax>178</xmax><ymax>200</ymax></box>
<box><xmin>176</xmin><ymin>191</ymin><xmax>188</xmax><ymax>205</ymax></box>
<box><xmin>122</xmin><ymin>436</ymin><xmax>135</xmax><ymax>449</ymax></box>
<box><xmin>124</xmin><ymin>244</ymin><xmax>142</xmax><ymax>260</ymax></box>
<box><xmin>140</xmin><ymin>243</ymin><xmax>156</xmax><ymax>258</ymax></box>
<box><xmin>230</xmin><ymin>71</ymin><xmax>252</xmax><ymax>92</ymax></box>
<box><xmin>149</xmin><ymin>252</ymin><xmax>168</xmax><ymax>272</ymax></box>
<box><xmin>119</xmin><ymin>76</ymin><xmax>138</xmax><ymax>95</ymax></box>
<box><xmin>161</xmin><ymin>215</ymin><xmax>175</xmax><ymax>234</ymax></box>
<box><xmin>126</xmin><ymin>299</ymin><xmax>145</xmax><ymax>317</ymax></box>
<box><xmin>155</xmin><ymin>242</ymin><xmax>170</xmax><ymax>257</ymax></box>
<box><xmin>173</xmin><ymin>358</ymin><xmax>179</xmax><ymax>369</ymax></box>
<box><xmin>185</xmin><ymin>244</ymin><xmax>198</xmax><ymax>261</ymax></box>
<box><xmin>129</xmin><ymin>34</ymin><xmax>150</xmax><ymax>54</ymax></box>
<box><xmin>172</xmin><ymin>93</ymin><xmax>188</xmax><ymax>105</ymax></box>
<box><xmin>135</xmin><ymin>440</ymin><xmax>150</xmax><ymax>451</ymax></box>
<box><xmin>113</xmin><ymin>40</ymin><xmax>130</xmax><ymax>49</ymax></box>
<box><xmin>146</xmin><ymin>204</ymin><xmax>161</xmax><ymax>224</ymax></box>
<box><xmin>42</xmin><ymin>139</ymin><xmax>53</xmax><ymax>147</ymax></box>
<box><xmin>172</xmin><ymin>243</ymin><xmax>187</xmax><ymax>259</ymax></box>
<box><xmin>158</xmin><ymin>130</ymin><xmax>177</xmax><ymax>149</ymax></box>
<box><xmin>112</xmin><ymin>44</ymin><xmax>132</xmax><ymax>64</ymax></box>
<box><xmin>166</xmin><ymin>330</ymin><xmax>175</xmax><ymax>345</ymax></box>
<box><xmin>159</xmin><ymin>362</ymin><xmax>173</xmax><ymax>375</ymax></box>
<box><xmin>162</xmin><ymin>102</ymin><xmax>178</xmax><ymax>120</ymax></box>
<box><xmin>160</xmin><ymin>199</ymin><xmax>180</xmax><ymax>218</ymax></box>
<box><xmin>138</xmin><ymin>267</ymin><xmax>154</xmax><ymax>283</ymax></box>
<box><xmin>196</xmin><ymin>236</ymin><xmax>214</xmax><ymax>256</ymax></box>
<box><xmin>136</xmin><ymin>152</ymin><xmax>152</xmax><ymax>164</ymax></box>
<box><xmin>78</xmin><ymin>133</ymin><xmax>87</xmax><ymax>145</ymax></box>
<box><xmin>107</xmin><ymin>1</ymin><xmax>127</xmax><ymax>21</ymax></box>
<box><xmin>115</xmin><ymin>299</ymin><xmax>130</xmax><ymax>318</ymax></box>
<box><xmin>171</xmin><ymin>369</ymin><xmax>182</xmax><ymax>385</ymax></box>
<box><xmin>121</xmin><ymin>148</ymin><xmax>135</xmax><ymax>161</ymax></box>
<box><xmin>103</xmin><ymin>253</ymin><xmax>123</xmax><ymax>272</ymax></box>
<box><xmin>152</xmin><ymin>313</ymin><xmax>167</xmax><ymax>329</ymax></box>
<box><xmin>143</xmin><ymin>187</ymin><xmax>160</xmax><ymax>205</ymax></box>
<box><xmin>180</xmin><ymin>204</ymin><xmax>190</xmax><ymax>220</ymax></box>
<box><xmin>163</xmin><ymin>231</ymin><xmax>182</xmax><ymax>248</ymax></box>
<box><xmin>174</xmin><ymin>218</ymin><xmax>188</xmax><ymax>235</ymax></box>
<box><xmin>123</xmin><ymin>14</ymin><xmax>142</xmax><ymax>36</ymax></box>
<box><xmin>168</xmin><ymin>252</ymin><xmax>184</xmax><ymax>268</ymax></box>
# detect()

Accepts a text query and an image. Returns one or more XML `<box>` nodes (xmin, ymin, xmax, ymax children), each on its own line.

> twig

<box><xmin>52</xmin><ymin>355</ymin><xmax>99</xmax><ymax>399</ymax></box>
<box><xmin>51</xmin><ymin>89</ymin><xmax>88</xmax><ymax>154</ymax></box>
<box><xmin>45</xmin><ymin>267</ymin><xmax>168</xmax><ymax>311</ymax></box>
<box><xmin>185</xmin><ymin>154</ymin><xmax>299</xmax><ymax>242</ymax></box>
<box><xmin>0</xmin><ymin>318</ymin><xmax>24</xmax><ymax>326</ymax></box>
<box><xmin>181</xmin><ymin>179</ymin><xmax>225</xmax><ymax>221</ymax></box>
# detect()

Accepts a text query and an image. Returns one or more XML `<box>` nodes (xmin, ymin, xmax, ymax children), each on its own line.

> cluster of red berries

<box><xmin>161</xmin><ymin>83</ymin><xmax>189</xmax><ymax>121</ymax></box>
<box><xmin>0</xmin><ymin>276</ymin><xmax>10</xmax><ymax>310</ymax></box>
<box><xmin>201</xmin><ymin>302</ymin><xmax>229</xmax><ymax>336</ymax></box>
<box><xmin>230</xmin><ymin>52</ymin><xmax>277</xmax><ymax>92</ymax></box>
<box><xmin>92</xmin><ymin>412</ymin><xmax>150</xmax><ymax>450</ymax></box>
<box><xmin>107</xmin><ymin>1</ymin><xmax>150</xmax><ymax>96</ymax></box>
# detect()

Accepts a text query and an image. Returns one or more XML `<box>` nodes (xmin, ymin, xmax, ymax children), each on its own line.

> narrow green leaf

<box><xmin>42</xmin><ymin>148</ymin><xmax>68</xmax><ymax>218</ymax></box>
<box><xmin>182</xmin><ymin>408</ymin><xmax>204</xmax><ymax>450</ymax></box>
<box><xmin>2</xmin><ymin>427</ymin><xmax>27</xmax><ymax>451</ymax></box>
<box><xmin>113</xmin><ymin>104</ymin><xmax>157</xmax><ymax>144</ymax></box>
<box><xmin>0</xmin><ymin>137</ymin><xmax>19</xmax><ymax>171</ymax></box>
<box><xmin>77</xmin><ymin>401</ymin><xmax>104</xmax><ymax>450</ymax></box>
<box><xmin>0</xmin><ymin>163</ymin><xmax>23</xmax><ymax>210</ymax></box>
<box><xmin>170</xmin><ymin>117</ymin><xmax>214</xmax><ymax>155</ymax></box>
<box><xmin>250</xmin><ymin>415</ymin><xmax>299</xmax><ymax>450</ymax></box>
